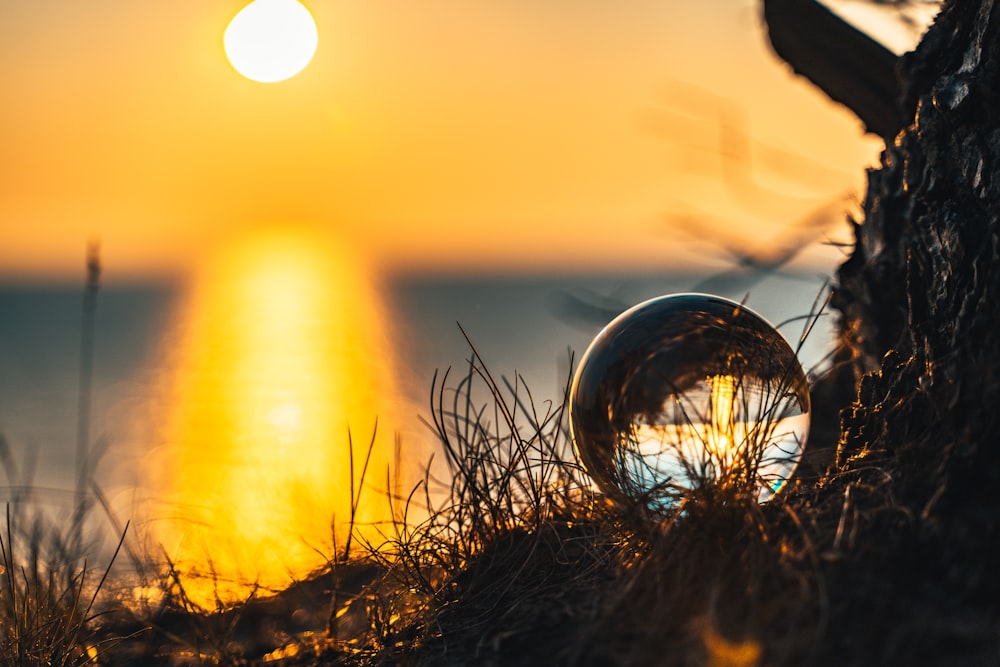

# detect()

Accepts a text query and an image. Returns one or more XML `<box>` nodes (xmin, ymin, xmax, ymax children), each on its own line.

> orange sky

<box><xmin>0</xmin><ymin>1</ymin><xmax>930</xmax><ymax>281</ymax></box>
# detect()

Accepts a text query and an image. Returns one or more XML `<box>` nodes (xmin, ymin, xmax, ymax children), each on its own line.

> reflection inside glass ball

<box><xmin>569</xmin><ymin>293</ymin><xmax>810</xmax><ymax>509</ymax></box>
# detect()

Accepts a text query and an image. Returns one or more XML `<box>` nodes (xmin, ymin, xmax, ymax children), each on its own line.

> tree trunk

<box><xmin>767</xmin><ymin>0</ymin><xmax>1000</xmax><ymax>661</ymax></box>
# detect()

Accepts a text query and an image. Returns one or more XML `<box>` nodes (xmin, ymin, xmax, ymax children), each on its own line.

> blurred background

<box><xmin>0</xmin><ymin>0</ymin><xmax>937</xmax><ymax>596</ymax></box>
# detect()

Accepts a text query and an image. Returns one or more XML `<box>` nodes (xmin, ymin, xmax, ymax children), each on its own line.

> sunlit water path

<box><xmin>145</xmin><ymin>229</ymin><xmax>398</xmax><ymax>602</ymax></box>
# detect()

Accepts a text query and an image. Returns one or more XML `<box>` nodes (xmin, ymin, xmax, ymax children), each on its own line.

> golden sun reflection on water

<box><xmin>152</xmin><ymin>227</ymin><xmax>397</xmax><ymax>604</ymax></box>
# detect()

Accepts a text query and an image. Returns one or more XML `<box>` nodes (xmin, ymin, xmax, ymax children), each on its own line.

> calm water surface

<box><xmin>0</xmin><ymin>272</ymin><xmax>833</xmax><ymax>493</ymax></box>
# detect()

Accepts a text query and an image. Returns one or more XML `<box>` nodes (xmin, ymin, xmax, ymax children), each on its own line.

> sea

<box><xmin>0</xmin><ymin>269</ymin><xmax>835</xmax><ymax>502</ymax></box>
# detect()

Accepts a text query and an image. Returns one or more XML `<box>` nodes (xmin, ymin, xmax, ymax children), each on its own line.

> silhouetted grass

<box><xmin>0</xmin><ymin>295</ymin><xmax>840</xmax><ymax>666</ymax></box>
<box><xmin>3</xmin><ymin>272</ymin><xmax>993</xmax><ymax>665</ymax></box>
<box><xmin>325</xmin><ymin>314</ymin><xmax>835</xmax><ymax>667</ymax></box>
<box><xmin>0</xmin><ymin>499</ymin><xmax>128</xmax><ymax>667</ymax></box>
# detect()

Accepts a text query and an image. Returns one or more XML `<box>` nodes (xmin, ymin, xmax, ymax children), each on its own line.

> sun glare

<box><xmin>224</xmin><ymin>0</ymin><xmax>318</xmax><ymax>83</ymax></box>
<box><xmin>152</xmin><ymin>227</ymin><xmax>397</xmax><ymax>605</ymax></box>
<box><xmin>708</xmin><ymin>374</ymin><xmax>736</xmax><ymax>455</ymax></box>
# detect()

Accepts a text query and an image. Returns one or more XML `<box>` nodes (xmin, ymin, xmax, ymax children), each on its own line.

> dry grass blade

<box><xmin>0</xmin><ymin>503</ymin><xmax>128</xmax><ymax>667</ymax></box>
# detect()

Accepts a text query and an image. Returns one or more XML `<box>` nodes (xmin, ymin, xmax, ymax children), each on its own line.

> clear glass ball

<box><xmin>569</xmin><ymin>293</ymin><xmax>810</xmax><ymax>509</ymax></box>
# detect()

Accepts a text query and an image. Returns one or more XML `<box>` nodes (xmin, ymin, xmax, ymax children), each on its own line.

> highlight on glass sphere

<box><xmin>569</xmin><ymin>293</ymin><xmax>810</xmax><ymax>510</ymax></box>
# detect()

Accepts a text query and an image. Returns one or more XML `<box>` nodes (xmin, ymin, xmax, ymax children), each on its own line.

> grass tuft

<box><xmin>4</xmin><ymin>281</ymin><xmax>992</xmax><ymax>665</ymax></box>
<box><xmin>0</xmin><ymin>503</ymin><xmax>127</xmax><ymax>667</ymax></box>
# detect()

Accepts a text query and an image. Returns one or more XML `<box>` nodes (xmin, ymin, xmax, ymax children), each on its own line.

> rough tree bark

<box><xmin>766</xmin><ymin>0</ymin><xmax>1000</xmax><ymax>661</ymax></box>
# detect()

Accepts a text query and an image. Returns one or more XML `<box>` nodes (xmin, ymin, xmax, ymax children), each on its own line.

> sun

<box><xmin>224</xmin><ymin>0</ymin><xmax>318</xmax><ymax>83</ymax></box>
